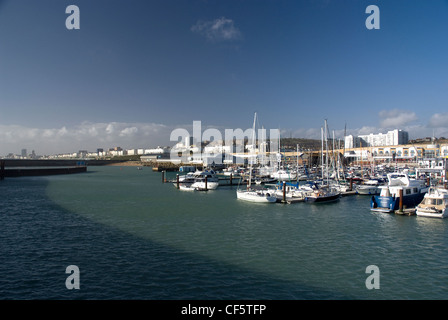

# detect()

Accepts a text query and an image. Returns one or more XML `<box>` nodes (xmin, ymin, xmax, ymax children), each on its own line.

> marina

<box><xmin>1</xmin><ymin>0</ymin><xmax>447</xmax><ymax>307</ymax></box>
<box><xmin>2</xmin><ymin>165</ymin><xmax>448</xmax><ymax>300</ymax></box>
<box><xmin>163</xmin><ymin>158</ymin><xmax>447</xmax><ymax>215</ymax></box>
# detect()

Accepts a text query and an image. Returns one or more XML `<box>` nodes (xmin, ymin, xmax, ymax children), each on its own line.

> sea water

<box><xmin>1</xmin><ymin>166</ymin><xmax>448</xmax><ymax>300</ymax></box>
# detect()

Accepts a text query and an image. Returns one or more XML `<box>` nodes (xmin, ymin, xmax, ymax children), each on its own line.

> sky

<box><xmin>0</xmin><ymin>0</ymin><xmax>448</xmax><ymax>155</ymax></box>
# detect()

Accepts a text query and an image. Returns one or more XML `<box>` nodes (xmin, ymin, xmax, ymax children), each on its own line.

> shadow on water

<box><xmin>0</xmin><ymin>176</ymin><xmax>355</xmax><ymax>300</ymax></box>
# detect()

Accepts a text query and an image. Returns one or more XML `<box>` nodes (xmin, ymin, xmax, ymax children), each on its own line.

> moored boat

<box><xmin>236</xmin><ymin>188</ymin><xmax>277</xmax><ymax>203</ymax></box>
<box><xmin>236</xmin><ymin>112</ymin><xmax>277</xmax><ymax>203</ymax></box>
<box><xmin>304</xmin><ymin>183</ymin><xmax>341</xmax><ymax>203</ymax></box>
<box><xmin>370</xmin><ymin>173</ymin><xmax>429</xmax><ymax>213</ymax></box>
<box><xmin>355</xmin><ymin>179</ymin><xmax>384</xmax><ymax>195</ymax></box>
<box><xmin>190</xmin><ymin>170</ymin><xmax>219</xmax><ymax>190</ymax></box>
<box><xmin>271</xmin><ymin>169</ymin><xmax>297</xmax><ymax>181</ymax></box>
<box><xmin>416</xmin><ymin>186</ymin><xmax>448</xmax><ymax>218</ymax></box>
<box><xmin>175</xmin><ymin>170</ymin><xmax>219</xmax><ymax>191</ymax></box>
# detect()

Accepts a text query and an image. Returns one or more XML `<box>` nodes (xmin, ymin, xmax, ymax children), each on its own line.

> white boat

<box><xmin>222</xmin><ymin>167</ymin><xmax>240</xmax><ymax>177</ymax></box>
<box><xmin>272</xmin><ymin>185</ymin><xmax>310</xmax><ymax>203</ymax></box>
<box><xmin>355</xmin><ymin>179</ymin><xmax>383</xmax><ymax>195</ymax></box>
<box><xmin>416</xmin><ymin>186</ymin><xmax>448</xmax><ymax>218</ymax></box>
<box><xmin>173</xmin><ymin>172</ymin><xmax>195</xmax><ymax>189</ymax></box>
<box><xmin>236</xmin><ymin>188</ymin><xmax>277</xmax><ymax>203</ymax></box>
<box><xmin>179</xmin><ymin>184</ymin><xmax>197</xmax><ymax>191</ymax></box>
<box><xmin>304</xmin><ymin>120</ymin><xmax>341</xmax><ymax>203</ymax></box>
<box><xmin>175</xmin><ymin>170</ymin><xmax>219</xmax><ymax>191</ymax></box>
<box><xmin>271</xmin><ymin>169</ymin><xmax>297</xmax><ymax>181</ymax></box>
<box><xmin>190</xmin><ymin>170</ymin><xmax>219</xmax><ymax>190</ymax></box>
<box><xmin>236</xmin><ymin>112</ymin><xmax>277</xmax><ymax>203</ymax></box>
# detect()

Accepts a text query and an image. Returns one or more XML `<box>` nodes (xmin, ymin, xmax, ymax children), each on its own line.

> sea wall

<box><xmin>2</xmin><ymin>166</ymin><xmax>87</xmax><ymax>178</ymax></box>
<box><xmin>1</xmin><ymin>159</ymin><xmax>128</xmax><ymax>167</ymax></box>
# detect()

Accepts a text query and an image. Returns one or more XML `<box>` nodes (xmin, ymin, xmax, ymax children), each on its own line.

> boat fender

<box><xmin>266</xmin><ymin>193</ymin><xmax>271</xmax><ymax>197</ymax></box>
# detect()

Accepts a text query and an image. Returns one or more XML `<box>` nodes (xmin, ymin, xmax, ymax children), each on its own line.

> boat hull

<box><xmin>356</xmin><ymin>186</ymin><xmax>379</xmax><ymax>195</ymax></box>
<box><xmin>415</xmin><ymin>187</ymin><xmax>448</xmax><ymax>218</ymax></box>
<box><xmin>236</xmin><ymin>190</ymin><xmax>277</xmax><ymax>203</ymax></box>
<box><xmin>370</xmin><ymin>193</ymin><xmax>427</xmax><ymax>213</ymax></box>
<box><xmin>416</xmin><ymin>208</ymin><xmax>448</xmax><ymax>219</ymax></box>
<box><xmin>305</xmin><ymin>193</ymin><xmax>341</xmax><ymax>203</ymax></box>
<box><xmin>191</xmin><ymin>181</ymin><xmax>219</xmax><ymax>190</ymax></box>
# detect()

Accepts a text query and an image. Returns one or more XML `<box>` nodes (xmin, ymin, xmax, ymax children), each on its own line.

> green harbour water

<box><xmin>1</xmin><ymin>165</ymin><xmax>448</xmax><ymax>300</ymax></box>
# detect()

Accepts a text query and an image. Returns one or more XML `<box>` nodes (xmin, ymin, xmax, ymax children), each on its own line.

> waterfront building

<box><xmin>345</xmin><ymin>129</ymin><xmax>409</xmax><ymax>148</ymax></box>
<box><xmin>344</xmin><ymin>141</ymin><xmax>448</xmax><ymax>166</ymax></box>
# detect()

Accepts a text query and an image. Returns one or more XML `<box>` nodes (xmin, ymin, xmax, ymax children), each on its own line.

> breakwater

<box><xmin>0</xmin><ymin>159</ymin><xmax>91</xmax><ymax>179</ymax></box>
<box><xmin>0</xmin><ymin>159</ymin><xmax>129</xmax><ymax>167</ymax></box>
<box><xmin>1</xmin><ymin>166</ymin><xmax>87</xmax><ymax>178</ymax></box>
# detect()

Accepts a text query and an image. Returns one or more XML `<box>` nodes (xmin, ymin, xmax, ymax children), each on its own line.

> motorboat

<box><xmin>370</xmin><ymin>173</ymin><xmax>429</xmax><ymax>213</ymax></box>
<box><xmin>236</xmin><ymin>187</ymin><xmax>277</xmax><ymax>203</ymax></box>
<box><xmin>175</xmin><ymin>170</ymin><xmax>219</xmax><ymax>191</ymax></box>
<box><xmin>355</xmin><ymin>179</ymin><xmax>384</xmax><ymax>195</ymax></box>
<box><xmin>416</xmin><ymin>186</ymin><xmax>448</xmax><ymax>218</ymax></box>
<box><xmin>271</xmin><ymin>182</ymin><xmax>311</xmax><ymax>203</ymax></box>
<box><xmin>270</xmin><ymin>169</ymin><xmax>297</xmax><ymax>181</ymax></box>
<box><xmin>190</xmin><ymin>170</ymin><xmax>219</xmax><ymax>190</ymax></box>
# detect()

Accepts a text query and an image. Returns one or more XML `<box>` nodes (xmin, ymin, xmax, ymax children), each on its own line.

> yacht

<box><xmin>355</xmin><ymin>179</ymin><xmax>384</xmax><ymax>195</ymax></box>
<box><xmin>370</xmin><ymin>173</ymin><xmax>429</xmax><ymax>213</ymax></box>
<box><xmin>304</xmin><ymin>183</ymin><xmax>341</xmax><ymax>203</ymax></box>
<box><xmin>175</xmin><ymin>170</ymin><xmax>219</xmax><ymax>191</ymax></box>
<box><xmin>236</xmin><ymin>187</ymin><xmax>277</xmax><ymax>203</ymax></box>
<box><xmin>416</xmin><ymin>186</ymin><xmax>448</xmax><ymax>218</ymax></box>
<box><xmin>190</xmin><ymin>170</ymin><xmax>220</xmax><ymax>190</ymax></box>
<box><xmin>236</xmin><ymin>112</ymin><xmax>277</xmax><ymax>204</ymax></box>
<box><xmin>271</xmin><ymin>169</ymin><xmax>297</xmax><ymax>181</ymax></box>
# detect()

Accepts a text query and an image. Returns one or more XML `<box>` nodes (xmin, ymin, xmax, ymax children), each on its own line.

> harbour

<box><xmin>1</xmin><ymin>0</ymin><xmax>447</xmax><ymax>308</ymax></box>
<box><xmin>2</xmin><ymin>165</ymin><xmax>448</xmax><ymax>300</ymax></box>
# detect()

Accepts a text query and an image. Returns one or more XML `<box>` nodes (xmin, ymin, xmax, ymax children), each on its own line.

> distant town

<box><xmin>3</xmin><ymin>128</ymin><xmax>448</xmax><ymax>166</ymax></box>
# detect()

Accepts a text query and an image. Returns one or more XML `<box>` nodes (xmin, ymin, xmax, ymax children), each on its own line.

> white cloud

<box><xmin>191</xmin><ymin>17</ymin><xmax>242</xmax><ymax>42</ymax></box>
<box><xmin>378</xmin><ymin>109</ymin><xmax>418</xmax><ymax>128</ymax></box>
<box><xmin>428</xmin><ymin>112</ymin><xmax>448</xmax><ymax>128</ymax></box>
<box><xmin>0</xmin><ymin>122</ymin><xmax>171</xmax><ymax>156</ymax></box>
<box><xmin>119</xmin><ymin>126</ymin><xmax>138</xmax><ymax>137</ymax></box>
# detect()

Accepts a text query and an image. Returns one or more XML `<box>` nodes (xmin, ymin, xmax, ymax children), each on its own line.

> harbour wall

<box><xmin>1</xmin><ymin>166</ymin><xmax>87</xmax><ymax>178</ymax></box>
<box><xmin>0</xmin><ymin>159</ymin><xmax>129</xmax><ymax>167</ymax></box>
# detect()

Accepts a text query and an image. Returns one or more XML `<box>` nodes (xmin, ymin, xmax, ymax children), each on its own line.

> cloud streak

<box><xmin>378</xmin><ymin>109</ymin><xmax>418</xmax><ymax>129</ymax></box>
<box><xmin>191</xmin><ymin>17</ymin><xmax>243</xmax><ymax>42</ymax></box>
<box><xmin>429</xmin><ymin>112</ymin><xmax>448</xmax><ymax>128</ymax></box>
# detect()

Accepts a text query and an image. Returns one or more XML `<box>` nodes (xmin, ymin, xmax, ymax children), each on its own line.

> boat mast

<box><xmin>321</xmin><ymin>126</ymin><xmax>324</xmax><ymax>181</ymax></box>
<box><xmin>296</xmin><ymin>143</ymin><xmax>299</xmax><ymax>183</ymax></box>
<box><xmin>325</xmin><ymin>119</ymin><xmax>329</xmax><ymax>185</ymax></box>
<box><xmin>248</xmin><ymin>112</ymin><xmax>257</xmax><ymax>189</ymax></box>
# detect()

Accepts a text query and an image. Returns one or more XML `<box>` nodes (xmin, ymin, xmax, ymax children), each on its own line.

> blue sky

<box><xmin>1</xmin><ymin>0</ymin><xmax>448</xmax><ymax>155</ymax></box>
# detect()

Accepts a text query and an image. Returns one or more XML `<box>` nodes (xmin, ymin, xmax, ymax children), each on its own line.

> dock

<box><xmin>394</xmin><ymin>208</ymin><xmax>416</xmax><ymax>216</ymax></box>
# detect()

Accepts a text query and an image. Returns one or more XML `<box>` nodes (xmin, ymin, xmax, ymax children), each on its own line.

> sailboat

<box><xmin>236</xmin><ymin>112</ymin><xmax>277</xmax><ymax>203</ymax></box>
<box><xmin>305</xmin><ymin>120</ymin><xmax>340</xmax><ymax>203</ymax></box>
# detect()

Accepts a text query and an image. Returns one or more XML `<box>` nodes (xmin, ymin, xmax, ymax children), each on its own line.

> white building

<box><xmin>144</xmin><ymin>147</ymin><xmax>169</xmax><ymax>155</ymax></box>
<box><xmin>345</xmin><ymin>129</ymin><xmax>409</xmax><ymax>148</ymax></box>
